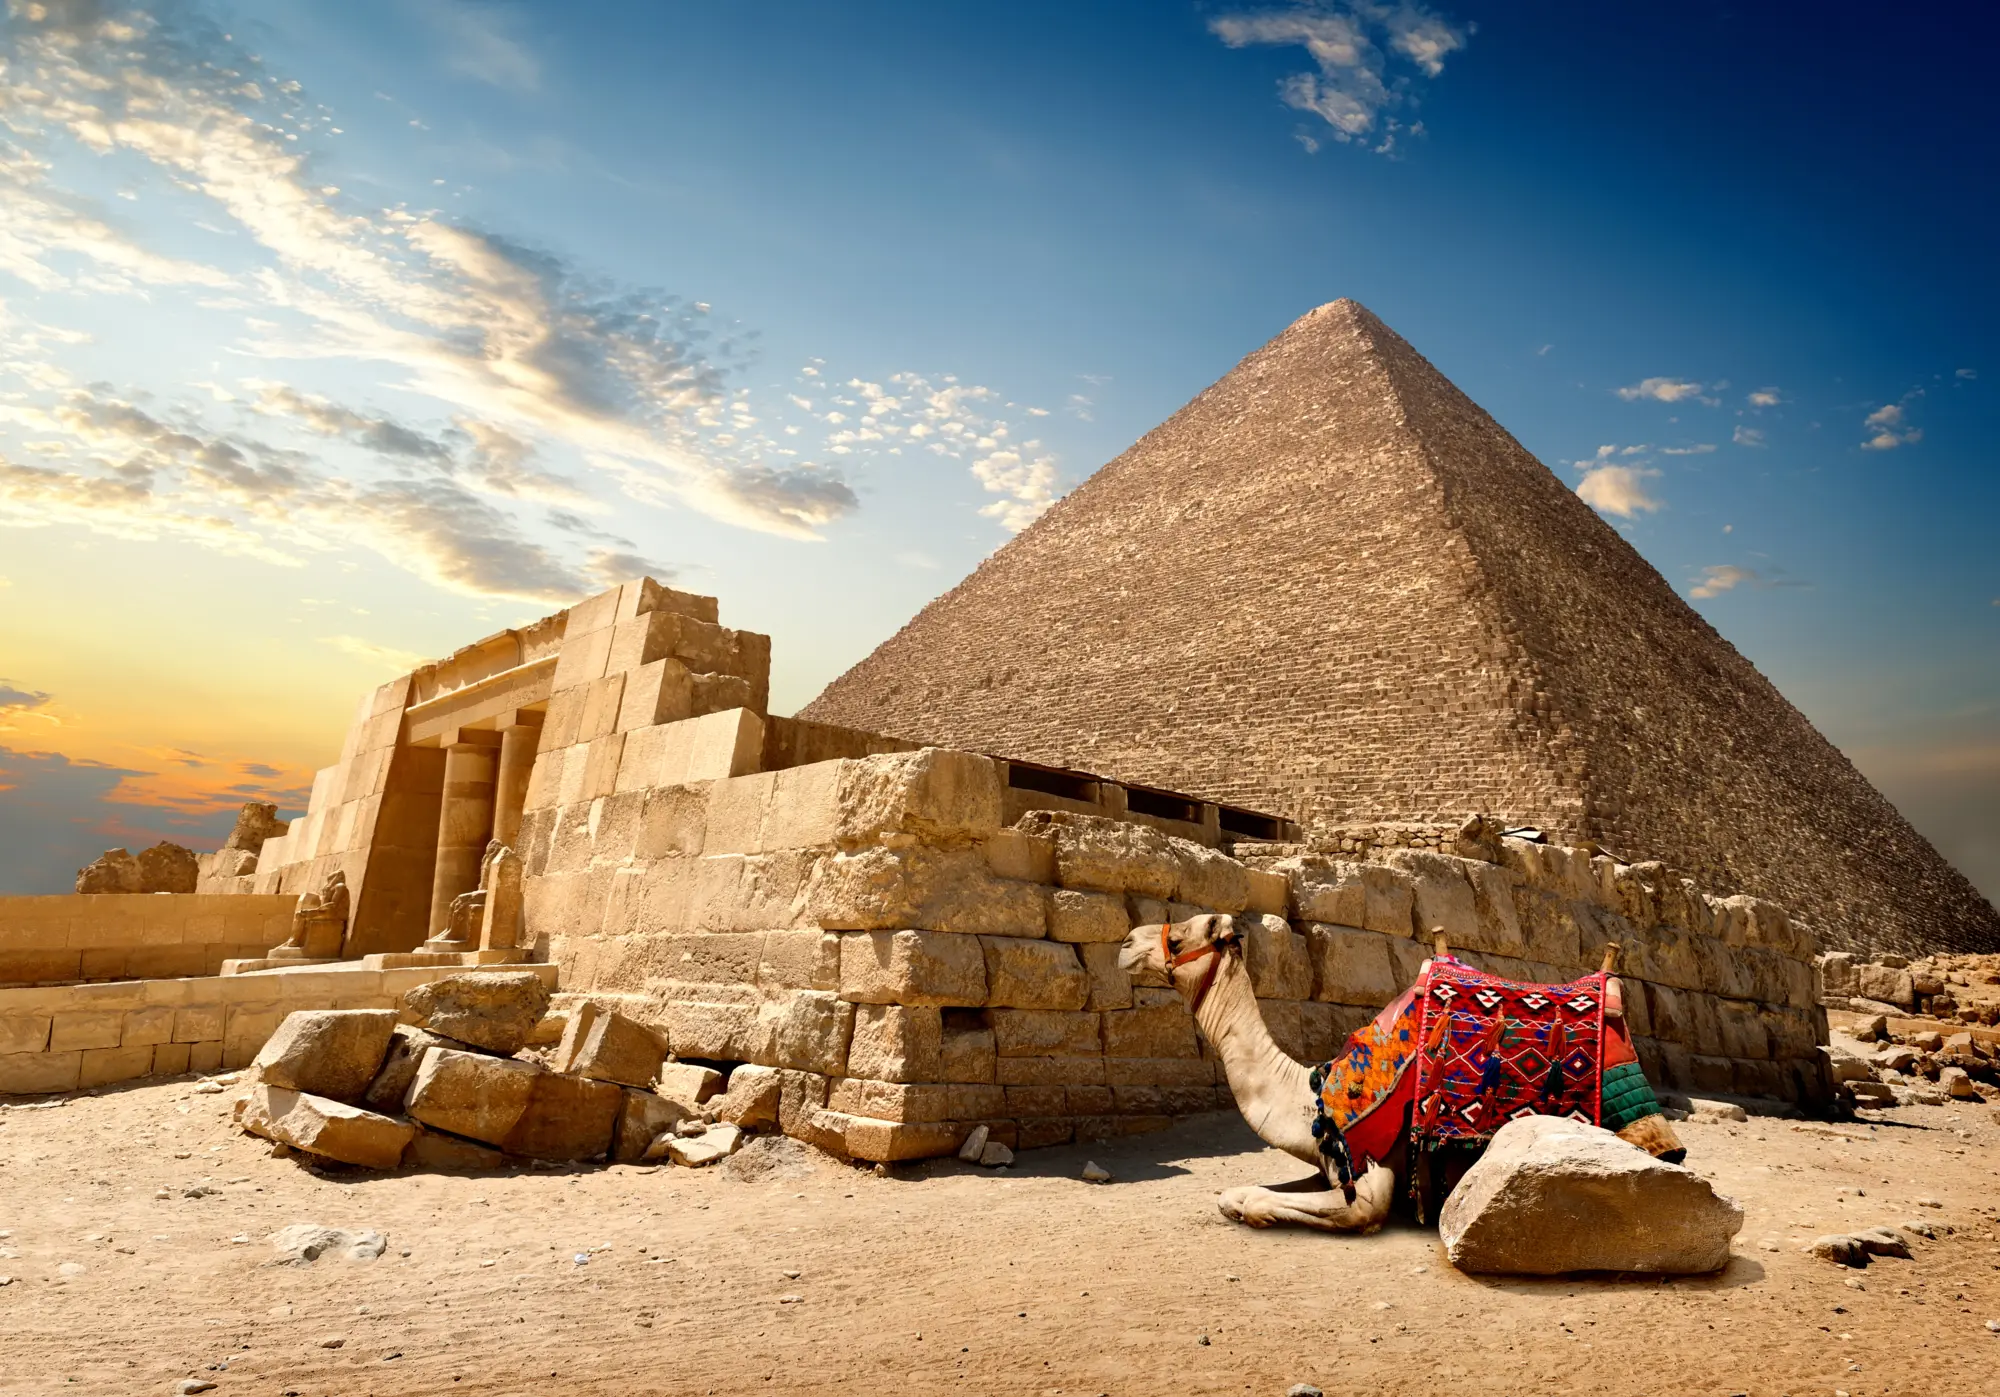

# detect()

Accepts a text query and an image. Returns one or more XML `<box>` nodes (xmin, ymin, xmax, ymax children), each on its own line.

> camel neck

<box><xmin>1189</xmin><ymin>954</ymin><xmax>1318</xmax><ymax>1164</ymax></box>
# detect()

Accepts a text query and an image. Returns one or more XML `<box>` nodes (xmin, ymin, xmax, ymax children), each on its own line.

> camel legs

<box><xmin>1217</xmin><ymin>1162</ymin><xmax>1396</xmax><ymax>1233</ymax></box>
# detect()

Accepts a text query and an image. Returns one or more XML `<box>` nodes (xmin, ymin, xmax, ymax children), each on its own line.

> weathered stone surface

<box><xmin>135</xmin><ymin>842</ymin><xmax>200</xmax><ymax>894</ymax></box>
<box><xmin>941</xmin><ymin>1018</ymin><xmax>996</xmax><ymax>1083</ymax></box>
<box><xmin>1242</xmin><ymin>913</ymin><xmax>1313</xmax><ymax>1000</ymax></box>
<box><xmin>982</xmin><ymin>937</ymin><xmax>1087</xmax><ymax>1010</ymax></box>
<box><xmin>832</xmin><ymin>748</ymin><xmax>1003</xmax><ymax>847</ymax></box>
<box><xmin>838</xmin><ymin>929</ymin><xmax>988</xmax><ymax>1006</ymax></box>
<box><xmin>650</xmin><ymin>1122</ymin><xmax>744</xmax><ymax>1166</ymax></box>
<box><xmin>1020</xmin><ymin>812</ymin><xmax>1178</xmax><ymax>899</ymax></box>
<box><xmin>403</xmin><ymin>1047</ymin><xmax>541</xmax><ymax>1145</ymax></box>
<box><xmin>503</xmin><ymin>1072</ymin><xmax>623</xmax><ymax>1161</ymax></box>
<box><xmin>804</xmin><ymin>845</ymin><xmax>1044</xmax><ymax>937</ymax></box>
<box><xmin>224</xmin><ymin>801</ymin><xmax>290</xmax><ymax>852</ymax></box>
<box><xmin>656</xmin><ymin>1061</ymin><xmax>725</xmax><ymax>1104</ymax></box>
<box><xmin>1046</xmin><ymin>888</ymin><xmax>1131</xmax><ymax>944</ymax></box>
<box><xmin>991</xmin><ymin>1009</ymin><xmax>1099</xmax><ymax>1058</ymax></box>
<box><xmin>403</xmin><ymin>1127</ymin><xmax>505</xmax><ymax>1172</ymax></box>
<box><xmin>1381</xmin><ymin>850</ymin><xmax>1479</xmax><ymax>945</ymax></box>
<box><xmin>1805</xmin><ymin>1234</ymin><xmax>1869</xmax><ymax>1267</ymax></box>
<box><xmin>553</xmin><ymin>1002</ymin><xmax>666</xmax><ymax>1088</ymax></box>
<box><xmin>403</xmin><ymin>972</ymin><xmax>551</xmax><ymax>1055</ymax></box>
<box><xmin>1280</xmin><ymin>860</ymin><xmax>1415</xmax><ymax>937</ymax></box>
<box><xmin>1303</xmin><ymin>924</ymin><xmax>1400</xmax><ymax>1005</ymax></box>
<box><xmin>238</xmin><ymin>1084</ymin><xmax>416</xmax><ymax>1170</ymax></box>
<box><xmin>1439</xmin><ymin>1114</ymin><xmax>1744</xmax><ymax>1275</ymax></box>
<box><xmin>1172</xmin><ymin>843</ymin><xmax>1250</xmax><ymax>913</ymax></box>
<box><xmin>757</xmin><ymin>989</ymin><xmax>854</xmax><ymax>1076</ymax></box>
<box><xmin>613</xmin><ymin>1088</ymin><xmax>694</xmax><ymax>1163</ymax></box>
<box><xmin>364</xmin><ymin>1026</ymin><xmax>450</xmax><ymax>1114</ymax></box>
<box><xmin>709</xmin><ymin>1064</ymin><xmax>782</xmax><ymax>1129</ymax></box>
<box><xmin>74</xmin><ymin>848</ymin><xmax>141</xmax><ymax>894</ymax></box>
<box><xmin>270</xmin><ymin>1224</ymin><xmax>389</xmax><ymax>1265</ymax></box>
<box><xmin>253</xmin><ymin>1010</ymin><xmax>399</xmax><ymax>1103</ymax></box>
<box><xmin>1855</xmin><ymin>963</ymin><xmax>1916</xmax><ymax>1010</ymax></box>
<box><xmin>848</xmin><ymin>1004</ymin><xmax>943</xmax><ymax>1082</ymax></box>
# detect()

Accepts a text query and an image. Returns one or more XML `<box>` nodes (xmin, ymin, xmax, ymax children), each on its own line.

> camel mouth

<box><xmin>1116</xmin><ymin>930</ymin><xmax>1170</xmax><ymax>984</ymax></box>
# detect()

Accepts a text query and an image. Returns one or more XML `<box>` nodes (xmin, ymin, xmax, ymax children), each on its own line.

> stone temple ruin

<box><xmin>4</xmin><ymin>301</ymin><xmax>1993</xmax><ymax>1169</ymax></box>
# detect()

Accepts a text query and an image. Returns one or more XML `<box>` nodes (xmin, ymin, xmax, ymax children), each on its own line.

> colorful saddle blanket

<box><xmin>1308</xmin><ymin>955</ymin><xmax>1661</xmax><ymax>1186</ymax></box>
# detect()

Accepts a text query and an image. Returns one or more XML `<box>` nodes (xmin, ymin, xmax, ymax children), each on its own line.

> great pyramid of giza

<box><xmin>803</xmin><ymin>301</ymin><xmax>1999</xmax><ymax>955</ymax></box>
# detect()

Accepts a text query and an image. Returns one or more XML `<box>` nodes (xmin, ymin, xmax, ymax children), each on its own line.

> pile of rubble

<box><xmin>232</xmin><ymin>972</ymin><xmax>782</xmax><ymax>1171</ymax></box>
<box><xmin>1823</xmin><ymin>1017</ymin><xmax>1998</xmax><ymax>1110</ymax></box>
<box><xmin>74</xmin><ymin>842</ymin><xmax>199</xmax><ymax>894</ymax></box>
<box><xmin>1819</xmin><ymin>950</ymin><xmax>2000</xmax><ymax>1024</ymax></box>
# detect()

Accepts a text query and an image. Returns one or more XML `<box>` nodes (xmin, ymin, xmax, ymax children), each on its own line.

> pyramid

<box><xmin>803</xmin><ymin>301</ymin><xmax>1999</xmax><ymax>955</ymax></box>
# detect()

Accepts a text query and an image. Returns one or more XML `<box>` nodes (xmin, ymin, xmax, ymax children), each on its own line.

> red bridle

<box><xmin>1160</xmin><ymin>922</ymin><xmax>1228</xmax><ymax>1015</ymax></box>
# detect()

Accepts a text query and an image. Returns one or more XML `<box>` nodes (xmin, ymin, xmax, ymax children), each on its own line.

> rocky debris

<box><xmin>1081</xmin><ymin>1161</ymin><xmax>1112</xmax><ymax>1183</ymax></box>
<box><xmin>1438</xmin><ymin>1114</ymin><xmax>1744</xmax><ymax>1275</ymax></box>
<box><xmin>1941</xmin><ymin>1066</ymin><xmax>1980</xmax><ymax>1099</ymax></box>
<box><xmin>363</xmin><ymin>1026</ymin><xmax>451</xmax><ymax>1114</ymax></box>
<box><xmin>978</xmin><ymin>1141</ymin><xmax>1015</xmax><ymax>1168</ymax></box>
<box><xmin>1822</xmin><ymin>950</ymin><xmax>2000</xmax><ymax>1027</ymax></box>
<box><xmin>1807</xmin><ymin>1234</ymin><xmax>1868</xmax><ymax>1266</ymax></box>
<box><xmin>553</xmin><ymin>1002</ymin><xmax>666</xmax><ymax>1089</ymax></box>
<box><xmin>176</xmin><ymin>1380</ymin><xmax>218</xmax><ymax>1395</ymax></box>
<box><xmin>646</xmin><ymin>1122</ymin><xmax>743</xmax><ymax>1167</ymax></box>
<box><xmin>270</xmin><ymin>1224</ymin><xmax>387</xmax><ymax>1265</ymax></box>
<box><xmin>404</xmin><ymin>971</ymin><xmax>551</xmax><ymax>1054</ymax></box>
<box><xmin>403</xmin><ymin>1127</ymin><xmax>505</xmax><ymax>1172</ymax></box>
<box><xmin>224</xmin><ymin>801</ymin><xmax>289</xmax><ymax>852</ymax></box>
<box><xmin>1687</xmin><ymin>1098</ymin><xmax>1749</xmax><ymax>1123</ymax></box>
<box><xmin>613</xmin><ymin>1088</ymin><xmax>693</xmax><ymax>1164</ymax></box>
<box><xmin>253</xmin><ymin>1010</ymin><xmax>399</xmax><ymax>1101</ymax></box>
<box><xmin>238</xmin><ymin>1085</ymin><xmax>416</xmax><ymax>1170</ymax></box>
<box><xmin>74</xmin><ymin>848</ymin><xmax>141</xmax><ymax>894</ymax></box>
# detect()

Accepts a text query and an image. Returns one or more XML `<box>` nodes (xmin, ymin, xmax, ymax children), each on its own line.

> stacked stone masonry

<box><xmin>801</xmin><ymin>301</ymin><xmax>1999</xmax><ymax>956</ymax></box>
<box><xmin>0</xmin><ymin>894</ymin><xmax>295</xmax><ymax>986</ymax></box>
<box><xmin>0</xmin><ymin>961</ymin><xmax>557</xmax><ymax>1095</ymax></box>
<box><xmin>518</xmin><ymin>726</ymin><xmax>1829</xmax><ymax>1162</ymax></box>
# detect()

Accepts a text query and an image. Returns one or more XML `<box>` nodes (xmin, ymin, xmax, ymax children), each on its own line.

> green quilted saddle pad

<box><xmin>1600</xmin><ymin>1059</ymin><xmax>1664</xmax><ymax>1131</ymax></box>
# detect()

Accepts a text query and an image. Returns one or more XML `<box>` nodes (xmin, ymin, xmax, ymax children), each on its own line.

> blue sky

<box><xmin>0</xmin><ymin>0</ymin><xmax>1993</xmax><ymax>904</ymax></box>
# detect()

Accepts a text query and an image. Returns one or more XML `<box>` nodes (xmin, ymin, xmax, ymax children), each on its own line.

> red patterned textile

<box><xmin>1410</xmin><ymin>955</ymin><xmax>1608</xmax><ymax>1143</ymax></box>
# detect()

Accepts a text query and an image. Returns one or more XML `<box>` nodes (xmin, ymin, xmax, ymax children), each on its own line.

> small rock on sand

<box><xmin>1081</xmin><ymin>1161</ymin><xmax>1111</xmax><ymax>1183</ymax></box>
<box><xmin>270</xmin><ymin>1225</ymin><xmax>387</xmax><ymax>1265</ymax></box>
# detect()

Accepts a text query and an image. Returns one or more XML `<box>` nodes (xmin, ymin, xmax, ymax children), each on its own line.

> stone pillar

<box><xmin>427</xmin><ymin>738</ymin><xmax>499</xmax><ymax>939</ymax></box>
<box><xmin>490</xmin><ymin>720</ymin><xmax>540</xmax><ymax>850</ymax></box>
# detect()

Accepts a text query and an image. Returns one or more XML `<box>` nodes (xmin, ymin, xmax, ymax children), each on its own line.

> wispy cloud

<box><xmin>1576</xmin><ymin>464</ymin><xmax>1661</xmax><ymax>518</ymax></box>
<box><xmin>0</xmin><ymin>0</ymin><xmax>860</xmax><ymax>602</ymax></box>
<box><xmin>1747</xmin><ymin>387</ymin><xmax>1782</xmax><ymax>408</ymax></box>
<box><xmin>320</xmin><ymin>634</ymin><xmax>430</xmax><ymax>673</ymax></box>
<box><xmin>1615</xmin><ymin>376</ymin><xmax>1707</xmax><ymax>404</ymax></box>
<box><xmin>1689</xmin><ymin>564</ymin><xmax>1758</xmax><ymax>599</ymax></box>
<box><xmin>0</xmin><ymin>679</ymin><xmax>53</xmax><ymax>720</ymax></box>
<box><xmin>421</xmin><ymin>1</ymin><xmax>542</xmax><ymax>93</ymax></box>
<box><xmin>1956</xmin><ymin>368</ymin><xmax>1977</xmax><ymax>381</ymax></box>
<box><xmin>1733</xmin><ymin>424</ymin><xmax>1765</xmax><ymax>447</ymax></box>
<box><xmin>1659</xmin><ymin>443</ymin><xmax>1715</xmax><ymax>455</ymax></box>
<box><xmin>1210</xmin><ymin>2</ymin><xmax>1469</xmax><ymax>155</ymax></box>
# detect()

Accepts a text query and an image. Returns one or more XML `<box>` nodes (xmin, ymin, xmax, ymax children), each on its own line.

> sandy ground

<box><xmin>2</xmin><ymin>1079</ymin><xmax>1997</xmax><ymax>1397</ymax></box>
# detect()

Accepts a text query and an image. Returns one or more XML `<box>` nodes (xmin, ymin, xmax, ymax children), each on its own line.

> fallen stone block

<box><xmin>403</xmin><ymin>971</ymin><xmax>552</xmax><ymax>1055</ymax></box>
<box><xmin>977</xmin><ymin>1140</ymin><xmax>1015</xmax><ymax>1168</ymax></box>
<box><xmin>253</xmin><ymin>1009</ymin><xmax>399</xmax><ymax>1104</ymax></box>
<box><xmin>1940</xmin><ymin>1065</ymin><xmax>1979</xmax><ymax>1099</ymax></box>
<box><xmin>402</xmin><ymin>1127</ymin><xmax>506</xmax><ymax>1172</ymax></box>
<box><xmin>554</xmin><ymin>1001</ymin><xmax>666</xmax><ymax>1089</ymax></box>
<box><xmin>646</xmin><ymin>1121</ymin><xmax>744</xmax><ymax>1167</ymax></box>
<box><xmin>503</xmin><ymin>1072</ymin><xmax>623</xmax><ymax>1161</ymax></box>
<box><xmin>1852</xmin><ymin>1226</ymin><xmax>1913</xmax><ymax>1259</ymax></box>
<box><xmin>656</xmin><ymin>1061</ymin><xmax>725</xmax><ymax>1105</ymax></box>
<box><xmin>709</xmin><ymin>1064</ymin><xmax>782</xmax><ymax>1129</ymax></box>
<box><xmin>404</xmin><ymin>1047</ymin><xmax>541</xmax><ymax>1145</ymax></box>
<box><xmin>363</xmin><ymin>1026</ymin><xmax>451</xmax><ymax>1114</ymax></box>
<box><xmin>136</xmin><ymin>841</ymin><xmax>199</xmax><ymax>894</ymax></box>
<box><xmin>1805</xmin><ymin>1234</ymin><xmax>1869</xmax><ymax>1267</ymax></box>
<box><xmin>956</xmin><ymin>1123</ymin><xmax>990</xmax><ymax>1162</ymax></box>
<box><xmin>1438</xmin><ymin>1114</ymin><xmax>1743</xmax><ymax>1275</ymax></box>
<box><xmin>239</xmin><ymin>1084</ymin><xmax>416</xmax><ymax>1171</ymax></box>
<box><xmin>613</xmin><ymin>1088</ymin><xmax>693</xmax><ymax>1164</ymax></box>
<box><xmin>270</xmin><ymin>1224</ymin><xmax>388</xmax><ymax>1265</ymax></box>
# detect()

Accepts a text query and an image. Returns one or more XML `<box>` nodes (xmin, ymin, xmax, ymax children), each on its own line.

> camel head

<box><xmin>1118</xmin><ymin>913</ymin><xmax>1242</xmax><ymax>1001</ymax></box>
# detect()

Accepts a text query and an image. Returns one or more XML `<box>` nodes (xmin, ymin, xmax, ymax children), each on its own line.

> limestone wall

<box><xmin>0</xmin><ymin>894</ymin><xmax>295</xmax><ymax>987</ymax></box>
<box><xmin>516</xmin><ymin>734</ymin><xmax>1829</xmax><ymax>1163</ymax></box>
<box><xmin>0</xmin><ymin>961</ymin><xmax>558</xmax><ymax>1094</ymax></box>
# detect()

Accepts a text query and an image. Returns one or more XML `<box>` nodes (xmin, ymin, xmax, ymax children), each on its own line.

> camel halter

<box><xmin>1161</xmin><ymin>923</ymin><xmax>1227</xmax><ymax>1015</ymax></box>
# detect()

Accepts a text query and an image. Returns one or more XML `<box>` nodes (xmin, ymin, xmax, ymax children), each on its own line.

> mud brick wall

<box><xmin>515</xmin><ymin>735</ymin><xmax>1829</xmax><ymax>1163</ymax></box>
<box><xmin>0</xmin><ymin>895</ymin><xmax>296</xmax><ymax>987</ymax></box>
<box><xmin>0</xmin><ymin>962</ymin><xmax>554</xmax><ymax>1095</ymax></box>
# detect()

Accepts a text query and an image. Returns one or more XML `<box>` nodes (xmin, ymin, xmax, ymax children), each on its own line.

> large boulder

<box><xmin>238</xmin><ymin>1084</ymin><xmax>417</xmax><ymax>1170</ymax></box>
<box><xmin>135</xmin><ymin>842</ymin><xmax>199</xmax><ymax>893</ymax></box>
<box><xmin>402</xmin><ymin>971</ymin><xmax>551</xmax><ymax>1054</ymax></box>
<box><xmin>224</xmin><ymin>801</ymin><xmax>290</xmax><ymax>852</ymax></box>
<box><xmin>253</xmin><ymin>1010</ymin><xmax>399</xmax><ymax>1103</ymax></box>
<box><xmin>75</xmin><ymin>848</ymin><xmax>142</xmax><ymax>894</ymax></box>
<box><xmin>1439</xmin><ymin>1114</ymin><xmax>1743</xmax><ymax>1275</ymax></box>
<box><xmin>403</xmin><ymin>1046</ymin><xmax>541</xmax><ymax>1145</ymax></box>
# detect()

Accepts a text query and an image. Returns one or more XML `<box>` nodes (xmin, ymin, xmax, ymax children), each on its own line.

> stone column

<box><xmin>426</xmin><ymin>738</ymin><xmax>499</xmax><ymax>939</ymax></box>
<box><xmin>490</xmin><ymin>720</ymin><xmax>541</xmax><ymax>850</ymax></box>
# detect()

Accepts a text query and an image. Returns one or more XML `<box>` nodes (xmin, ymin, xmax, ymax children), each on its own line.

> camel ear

<box><xmin>1212</xmin><ymin>914</ymin><xmax>1242</xmax><ymax>947</ymax></box>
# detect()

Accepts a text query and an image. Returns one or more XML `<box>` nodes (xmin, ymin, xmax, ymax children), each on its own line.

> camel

<box><xmin>1118</xmin><ymin>914</ymin><xmax>1685</xmax><ymax>1232</ymax></box>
